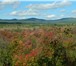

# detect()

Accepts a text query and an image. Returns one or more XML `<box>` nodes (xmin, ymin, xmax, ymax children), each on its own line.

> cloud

<box><xmin>45</xmin><ymin>14</ymin><xmax>66</xmax><ymax>20</ymax></box>
<box><xmin>26</xmin><ymin>3</ymin><xmax>57</xmax><ymax>10</ymax></box>
<box><xmin>26</xmin><ymin>0</ymin><xmax>72</xmax><ymax>10</ymax></box>
<box><xmin>46</xmin><ymin>14</ymin><xmax>61</xmax><ymax>20</ymax></box>
<box><xmin>0</xmin><ymin>0</ymin><xmax>20</xmax><ymax>9</ymax></box>
<box><xmin>9</xmin><ymin>9</ymin><xmax>39</xmax><ymax>16</ymax></box>
<box><xmin>71</xmin><ymin>10</ymin><xmax>76</xmax><ymax>18</ymax></box>
<box><xmin>60</xmin><ymin>9</ymin><xmax>66</xmax><ymax>12</ymax></box>
<box><xmin>9</xmin><ymin>11</ymin><xmax>18</xmax><ymax>16</ymax></box>
<box><xmin>72</xmin><ymin>10</ymin><xmax>76</xmax><ymax>14</ymax></box>
<box><xmin>46</xmin><ymin>14</ymin><xmax>56</xmax><ymax>18</ymax></box>
<box><xmin>59</xmin><ymin>0</ymin><xmax>71</xmax><ymax>7</ymax></box>
<box><xmin>60</xmin><ymin>14</ymin><xmax>64</xmax><ymax>17</ymax></box>
<box><xmin>1</xmin><ymin>0</ymin><xmax>18</xmax><ymax>4</ymax></box>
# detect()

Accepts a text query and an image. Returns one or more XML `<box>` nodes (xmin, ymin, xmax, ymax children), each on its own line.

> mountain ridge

<box><xmin>0</xmin><ymin>18</ymin><xmax>76</xmax><ymax>24</ymax></box>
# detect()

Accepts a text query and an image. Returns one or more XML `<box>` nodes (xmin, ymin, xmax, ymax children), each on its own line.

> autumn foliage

<box><xmin>0</xmin><ymin>26</ymin><xmax>76</xmax><ymax>66</ymax></box>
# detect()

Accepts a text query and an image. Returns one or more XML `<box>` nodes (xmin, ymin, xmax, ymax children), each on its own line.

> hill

<box><xmin>0</xmin><ymin>18</ymin><xmax>76</xmax><ymax>24</ymax></box>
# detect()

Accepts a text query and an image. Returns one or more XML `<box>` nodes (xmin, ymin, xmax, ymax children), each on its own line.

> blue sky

<box><xmin>0</xmin><ymin>0</ymin><xmax>76</xmax><ymax>20</ymax></box>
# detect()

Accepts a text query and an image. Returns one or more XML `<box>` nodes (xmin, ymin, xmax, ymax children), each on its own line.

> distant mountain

<box><xmin>0</xmin><ymin>18</ymin><xmax>76</xmax><ymax>24</ymax></box>
<box><xmin>24</xmin><ymin>18</ymin><xmax>45</xmax><ymax>21</ymax></box>
<box><xmin>57</xmin><ymin>18</ymin><xmax>76</xmax><ymax>23</ymax></box>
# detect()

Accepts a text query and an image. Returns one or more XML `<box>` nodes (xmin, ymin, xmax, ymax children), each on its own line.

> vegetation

<box><xmin>0</xmin><ymin>24</ymin><xmax>76</xmax><ymax>66</ymax></box>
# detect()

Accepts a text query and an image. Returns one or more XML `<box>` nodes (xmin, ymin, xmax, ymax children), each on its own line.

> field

<box><xmin>0</xmin><ymin>24</ymin><xmax>76</xmax><ymax>66</ymax></box>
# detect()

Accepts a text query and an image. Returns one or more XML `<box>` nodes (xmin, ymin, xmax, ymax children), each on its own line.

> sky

<box><xmin>0</xmin><ymin>0</ymin><xmax>76</xmax><ymax>20</ymax></box>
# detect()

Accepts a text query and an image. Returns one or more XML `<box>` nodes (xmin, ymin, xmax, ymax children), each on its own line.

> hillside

<box><xmin>0</xmin><ymin>18</ymin><xmax>76</xmax><ymax>24</ymax></box>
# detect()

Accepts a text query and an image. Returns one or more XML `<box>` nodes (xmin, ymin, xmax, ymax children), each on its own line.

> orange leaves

<box><xmin>1</xmin><ymin>27</ymin><xmax>76</xmax><ymax>66</ymax></box>
<box><xmin>25</xmin><ymin>47</ymin><xmax>42</xmax><ymax>61</ymax></box>
<box><xmin>0</xmin><ymin>30</ymin><xmax>13</xmax><ymax>40</ymax></box>
<box><xmin>19</xmin><ymin>40</ymin><xmax>23</xmax><ymax>45</ymax></box>
<box><xmin>63</xmin><ymin>38</ymin><xmax>75</xmax><ymax>48</ymax></box>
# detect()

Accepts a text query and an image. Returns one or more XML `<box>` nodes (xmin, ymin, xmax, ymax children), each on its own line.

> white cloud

<box><xmin>45</xmin><ymin>14</ymin><xmax>59</xmax><ymax>20</ymax></box>
<box><xmin>46</xmin><ymin>14</ymin><xmax>56</xmax><ymax>18</ymax></box>
<box><xmin>2</xmin><ymin>0</ymin><xmax>18</xmax><ymax>3</ymax></box>
<box><xmin>26</xmin><ymin>0</ymin><xmax>72</xmax><ymax>10</ymax></box>
<box><xmin>45</xmin><ymin>14</ymin><xmax>66</xmax><ymax>20</ymax></box>
<box><xmin>0</xmin><ymin>0</ymin><xmax>20</xmax><ymax>9</ymax></box>
<box><xmin>59</xmin><ymin>0</ymin><xmax>71</xmax><ymax>7</ymax></box>
<box><xmin>60</xmin><ymin>14</ymin><xmax>64</xmax><ymax>17</ymax></box>
<box><xmin>60</xmin><ymin>9</ymin><xmax>66</xmax><ymax>12</ymax></box>
<box><xmin>72</xmin><ymin>10</ymin><xmax>76</xmax><ymax>14</ymax></box>
<box><xmin>71</xmin><ymin>10</ymin><xmax>76</xmax><ymax>18</ymax></box>
<box><xmin>10</xmin><ymin>11</ymin><xmax>17</xmax><ymax>15</ymax></box>
<box><xmin>26</xmin><ymin>2</ymin><xmax>57</xmax><ymax>10</ymax></box>
<box><xmin>9</xmin><ymin>9</ymin><xmax>39</xmax><ymax>16</ymax></box>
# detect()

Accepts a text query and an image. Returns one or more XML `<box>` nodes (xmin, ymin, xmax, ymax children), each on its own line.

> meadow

<box><xmin>0</xmin><ymin>24</ymin><xmax>76</xmax><ymax>66</ymax></box>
